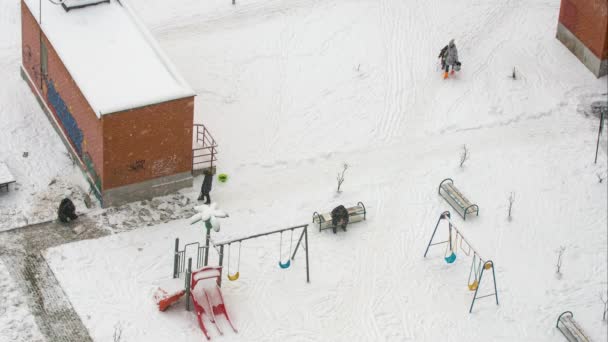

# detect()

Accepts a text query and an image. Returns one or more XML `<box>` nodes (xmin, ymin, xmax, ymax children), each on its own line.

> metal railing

<box><xmin>192</xmin><ymin>124</ymin><xmax>218</xmax><ymax>172</ymax></box>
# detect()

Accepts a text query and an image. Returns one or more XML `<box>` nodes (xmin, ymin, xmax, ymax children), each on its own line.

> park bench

<box><xmin>313</xmin><ymin>202</ymin><xmax>366</xmax><ymax>232</ymax></box>
<box><xmin>556</xmin><ymin>311</ymin><xmax>592</xmax><ymax>342</ymax></box>
<box><xmin>0</xmin><ymin>162</ymin><xmax>16</xmax><ymax>192</ymax></box>
<box><xmin>438</xmin><ymin>178</ymin><xmax>479</xmax><ymax>220</ymax></box>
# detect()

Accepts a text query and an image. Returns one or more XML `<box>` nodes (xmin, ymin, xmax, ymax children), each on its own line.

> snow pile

<box><xmin>0</xmin><ymin>261</ymin><xmax>45</xmax><ymax>342</ymax></box>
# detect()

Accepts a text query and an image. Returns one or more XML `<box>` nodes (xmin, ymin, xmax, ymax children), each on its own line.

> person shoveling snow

<box><xmin>438</xmin><ymin>39</ymin><xmax>461</xmax><ymax>79</ymax></box>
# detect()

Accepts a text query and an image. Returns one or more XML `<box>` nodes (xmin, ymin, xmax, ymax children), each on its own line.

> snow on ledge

<box><xmin>24</xmin><ymin>0</ymin><xmax>195</xmax><ymax>117</ymax></box>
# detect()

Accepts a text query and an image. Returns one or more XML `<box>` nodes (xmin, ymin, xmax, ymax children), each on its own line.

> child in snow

<box><xmin>438</xmin><ymin>39</ymin><xmax>460</xmax><ymax>79</ymax></box>
<box><xmin>58</xmin><ymin>198</ymin><xmax>78</xmax><ymax>223</ymax></box>
<box><xmin>198</xmin><ymin>169</ymin><xmax>213</xmax><ymax>204</ymax></box>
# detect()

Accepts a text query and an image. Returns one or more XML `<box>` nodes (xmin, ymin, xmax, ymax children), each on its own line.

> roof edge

<box><xmin>100</xmin><ymin>93</ymin><xmax>196</xmax><ymax>116</ymax></box>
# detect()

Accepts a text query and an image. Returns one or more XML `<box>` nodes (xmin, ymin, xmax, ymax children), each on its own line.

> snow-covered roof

<box><xmin>24</xmin><ymin>0</ymin><xmax>195</xmax><ymax>117</ymax></box>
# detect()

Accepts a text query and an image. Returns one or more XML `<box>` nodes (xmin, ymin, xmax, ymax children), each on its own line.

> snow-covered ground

<box><xmin>0</xmin><ymin>0</ymin><xmax>93</xmax><ymax>231</ymax></box>
<box><xmin>41</xmin><ymin>0</ymin><xmax>608</xmax><ymax>341</ymax></box>
<box><xmin>1</xmin><ymin>0</ymin><xmax>607</xmax><ymax>340</ymax></box>
<box><xmin>0</xmin><ymin>260</ymin><xmax>45</xmax><ymax>342</ymax></box>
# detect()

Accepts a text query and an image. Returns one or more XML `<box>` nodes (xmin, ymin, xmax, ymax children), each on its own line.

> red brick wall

<box><xmin>21</xmin><ymin>0</ymin><xmax>104</xmax><ymax>188</ymax></box>
<box><xmin>559</xmin><ymin>0</ymin><xmax>608</xmax><ymax>59</ymax></box>
<box><xmin>21</xmin><ymin>1</ymin><xmax>41</xmax><ymax>92</ymax></box>
<box><xmin>102</xmin><ymin>97</ymin><xmax>194</xmax><ymax>190</ymax></box>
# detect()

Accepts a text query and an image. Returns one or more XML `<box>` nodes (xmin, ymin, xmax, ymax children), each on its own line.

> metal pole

<box><xmin>185</xmin><ymin>258</ymin><xmax>192</xmax><ymax>311</ymax></box>
<box><xmin>173</xmin><ymin>238</ymin><xmax>179</xmax><ymax>278</ymax></box>
<box><xmin>424</xmin><ymin>211</ymin><xmax>449</xmax><ymax>257</ymax></box>
<box><xmin>291</xmin><ymin>226</ymin><xmax>306</xmax><ymax>260</ymax></box>
<box><xmin>304</xmin><ymin>226</ymin><xmax>310</xmax><ymax>283</ymax></box>
<box><xmin>215</xmin><ymin>224</ymin><xmax>308</xmax><ymax>245</ymax></box>
<box><xmin>469</xmin><ymin>262</ymin><xmax>483</xmax><ymax>313</ymax></box>
<box><xmin>490</xmin><ymin>261</ymin><xmax>499</xmax><ymax>305</ymax></box>
<box><xmin>204</xmin><ymin>226</ymin><xmax>211</xmax><ymax>266</ymax></box>
<box><xmin>595</xmin><ymin>111</ymin><xmax>604</xmax><ymax>164</ymax></box>
<box><xmin>217</xmin><ymin>245</ymin><xmax>224</xmax><ymax>288</ymax></box>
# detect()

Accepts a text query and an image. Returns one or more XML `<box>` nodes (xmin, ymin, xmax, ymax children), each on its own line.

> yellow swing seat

<box><xmin>227</xmin><ymin>272</ymin><xmax>240</xmax><ymax>281</ymax></box>
<box><xmin>468</xmin><ymin>280</ymin><xmax>478</xmax><ymax>291</ymax></box>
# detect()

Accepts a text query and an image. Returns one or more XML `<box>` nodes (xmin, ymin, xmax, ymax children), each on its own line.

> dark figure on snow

<box><xmin>58</xmin><ymin>198</ymin><xmax>78</xmax><ymax>223</ymax></box>
<box><xmin>198</xmin><ymin>169</ymin><xmax>213</xmax><ymax>204</ymax></box>
<box><xmin>438</xmin><ymin>39</ymin><xmax>460</xmax><ymax>79</ymax></box>
<box><xmin>331</xmin><ymin>205</ymin><xmax>349</xmax><ymax>234</ymax></box>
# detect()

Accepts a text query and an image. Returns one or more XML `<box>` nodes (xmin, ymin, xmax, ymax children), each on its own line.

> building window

<box><xmin>40</xmin><ymin>40</ymin><xmax>48</xmax><ymax>78</ymax></box>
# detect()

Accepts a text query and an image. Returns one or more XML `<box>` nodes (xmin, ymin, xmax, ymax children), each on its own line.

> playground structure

<box><xmin>173</xmin><ymin>238</ymin><xmax>207</xmax><ymax>278</ymax></box>
<box><xmin>556</xmin><ymin>311</ymin><xmax>592</xmax><ymax>342</ymax></box>
<box><xmin>313</xmin><ymin>201</ymin><xmax>366</xmax><ymax>232</ymax></box>
<box><xmin>424</xmin><ymin>211</ymin><xmax>498</xmax><ymax>313</ymax></box>
<box><xmin>189</xmin><ymin>265</ymin><xmax>238</xmax><ymax>340</ymax></box>
<box><xmin>438</xmin><ymin>178</ymin><xmax>479</xmax><ymax>220</ymax></box>
<box><xmin>211</xmin><ymin>224</ymin><xmax>310</xmax><ymax>287</ymax></box>
<box><xmin>160</xmin><ymin>213</ymin><xmax>310</xmax><ymax>338</ymax></box>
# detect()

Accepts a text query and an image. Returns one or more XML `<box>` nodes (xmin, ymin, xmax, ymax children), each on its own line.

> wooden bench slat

<box><xmin>442</xmin><ymin>183</ymin><xmax>472</xmax><ymax>207</ymax></box>
<box><xmin>559</xmin><ymin>315</ymin><xmax>592</xmax><ymax>342</ymax></box>
<box><xmin>438</xmin><ymin>179</ymin><xmax>479</xmax><ymax>220</ymax></box>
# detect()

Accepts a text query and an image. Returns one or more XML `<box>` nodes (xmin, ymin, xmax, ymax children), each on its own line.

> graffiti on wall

<box><xmin>46</xmin><ymin>79</ymin><xmax>84</xmax><ymax>156</ymax></box>
<box><xmin>151</xmin><ymin>155</ymin><xmax>178</xmax><ymax>177</ymax></box>
<box><xmin>128</xmin><ymin>160</ymin><xmax>146</xmax><ymax>171</ymax></box>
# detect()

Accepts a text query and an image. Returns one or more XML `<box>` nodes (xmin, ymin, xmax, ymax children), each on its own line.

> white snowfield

<box><xmin>43</xmin><ymin>0</ymin><xmax>607</xmax><ymax>340</ymax></box>
<box><xmin>3</xmin><ymin>0</ymin><xmax>608</xmax><ymax>341</ymax></box>
<box><xmin>22</xmin><ymin>0</ymin><xmax>194</xmax><ymax>116</ymax></box>
<box><xmin>0</xmin><ymin>261</ymin><xmax>45</xmax><ymax>342</ymax></box>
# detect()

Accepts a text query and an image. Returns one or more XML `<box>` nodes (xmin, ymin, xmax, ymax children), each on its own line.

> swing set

<box><xmin>212</xmin><ymin>224</ymin><xmax>310</xmax><ymax>287</ymax></box>
<box><xmin>423</xmin><ymin>211</ymin><xmax>499</xmax><ymax>313</ymax></box>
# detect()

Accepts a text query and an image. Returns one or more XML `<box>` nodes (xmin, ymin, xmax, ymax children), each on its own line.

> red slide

<box><xmin>189</xmin><ymin>266</ymin><xmax>237</xmax><ymax>339</ymax></box>
<box><xmin>204</xmin><ymin>285</ymin><xmax>238</xmax><ymax>334</ymax></box>
<box><xmin>190</xmin><ymin>292</ymin><xmax>211</xmax><ymax>340</ymax></box>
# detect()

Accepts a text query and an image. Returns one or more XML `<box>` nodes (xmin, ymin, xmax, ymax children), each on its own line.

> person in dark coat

<box><xmin>198</xmin><ymin>169</ymin><xmax>213</xmax><ymax>204</ymax></box>
<box><xmin>58</xmin><ymin>198</ymin><xmax>78</xmax><ymax>223</ymax></box>
<box><xmin>330</xmin><ymin>205</ymin><xmax>349</xmax><ymax>234</ymax></box>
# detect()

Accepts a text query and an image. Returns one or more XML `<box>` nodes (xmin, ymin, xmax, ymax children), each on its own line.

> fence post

<box><xmin>173</xmin><ymin>238</ymin><xmax>180</xmax><ymax>278</ymax></box>
<box><xmin>595</xmin><ymin>111</ymin><xmax>604</xmax><ymax>164</ymax></box>
<box><xmin>217</xmin><ymin>244</ymin><xmax>224</xmax><ymax>288</ymax></box>
<box><xmin>185</xmin><ymin>258</ymin><xmax>192</xmax><ymax>311</ymax></box>
<box><xmin>304</xmin><ymin>225</ymin><xmax>310</xmax><ymax>283</ymax></box>
<box><xmin>204</xmin><ymin>226</ymin><xmax>211</xmax><ymax>266</ymax></box>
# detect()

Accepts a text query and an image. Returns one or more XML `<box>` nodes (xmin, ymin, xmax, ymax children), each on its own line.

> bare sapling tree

<box><xmin>459</xmin><ymin>145</ymin><xmax>469</xmax><ymax>168</ymax></box>
<box><xmin>507</xmin><ymin>192</ymin><xmax>515</xmax><ymax>221</ymax></box>
<box><xmin>555</xmin><ymin>246</ymin><xmax>566</xmax><ymax>279</ymax></box>
<box><xmin>113</xmin><ymin>322</ymin><xmax>123</xmax><ymax>342</ymax></box>
<box><xmin>601</xmin><ymin>293</ymin><xmax>608</xmax><ymax>322</ymax></box>
<box><xmin>597</xmin><ymin>173</ymin><xmax>604</xmax><ymax>183</ymax></box>
<box><xmin>336</xmin><ymin>163</ymin><xmax>349</xmax><ymax>193</ymax></box>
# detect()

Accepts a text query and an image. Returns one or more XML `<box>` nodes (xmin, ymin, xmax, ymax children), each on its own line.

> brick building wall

<box><xmin>21</xmin><ymin>0</ymin><xmax>104</xmax><ymax>192</ymax></box>
<box><xmin>557</xmin><ymin>0</ymin><xmax>608</xmax><ymax>76</ymax></box>
<box><xmin>21</xmin><ymin>0</ymin><xmax>195</xmax><ymax>206</ymax></box>
<box><xmin>102</xmin><ymin>97</ymin><xmax>194</xmax><ymax>190</ymax></box>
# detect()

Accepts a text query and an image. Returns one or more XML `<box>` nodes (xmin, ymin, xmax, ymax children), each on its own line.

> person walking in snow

<box><xmin>198</xmin><ymin>169</ymin><xmax>213</xmax><ymax>204</ymax></box>
<box><xmin>438</xmin><ymin>39</ymin><xmax>460</xmax><ymax>79</ymax></box>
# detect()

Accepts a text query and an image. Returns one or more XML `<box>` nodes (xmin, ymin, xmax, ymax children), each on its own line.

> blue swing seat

<box><xmin>444</xmin><ymin>252</ymin><xmax>456</xmax><ymax>264</ymax></box>
<box><xmin>278</xmin><ymin>260</ymin><xmax>291</xmax><ymax>269</ymax></box>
